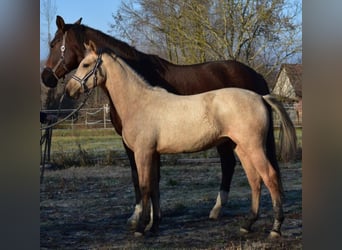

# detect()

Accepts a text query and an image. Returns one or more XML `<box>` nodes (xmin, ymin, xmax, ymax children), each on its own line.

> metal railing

<box><xmin>41</xmin><ymin>103</ymin><xmax>302</xmax><ymax>130</ymax></box>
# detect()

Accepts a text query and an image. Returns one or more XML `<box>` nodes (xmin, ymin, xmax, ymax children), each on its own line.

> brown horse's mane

<box><xmin>63</xmin><ymin>23</ymin><xmax>177</xmax><ymax>91</ymax></box>
<box><xmin>66</xmin><ymin>23</ymin><xmax>165</xmax><ymax>65</ymax></box>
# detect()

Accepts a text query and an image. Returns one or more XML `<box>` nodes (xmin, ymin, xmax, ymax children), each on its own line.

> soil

<box><xmin>40</xmin><ymin>158</ymin><xmax>302</xmax><ymax>249</ymax></box>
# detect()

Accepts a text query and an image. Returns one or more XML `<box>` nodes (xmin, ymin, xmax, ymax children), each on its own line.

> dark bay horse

<box><xmin>65</xmin><ymin>43</ymin><xmax>296</xmax><ymax>237</ymax></box>
<box><xmin>41</xmin><ymin>16</ymin><xmax>282</xmax><ymax>225</ymax></box>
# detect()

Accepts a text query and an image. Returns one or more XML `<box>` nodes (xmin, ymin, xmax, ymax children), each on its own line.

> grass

<box><xmin>45</xmin><ymin>127</ymin><xmax>302</xmax><ymax>168</ymax></box>
<box><xmin>44</xmin><ymin>128</ymin><xmax>124</xmax><ymax>168</ymax></box>
<box><xmin>51</xmin><ymin>128</ymin><xmax>123</xmax><ymax>153</ymax></box>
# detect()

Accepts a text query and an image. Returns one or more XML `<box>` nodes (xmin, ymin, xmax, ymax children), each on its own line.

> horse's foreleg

<box><xmin>209</xmin><ymin>141</ymin><xmax>236</xmax><ymax>219</ymax></box>
<box><xmin>134</xmin><ymin>150</ymin><xmax>158</xmax><ymax>236</ymax></box>
<box><xmin>123</xmin><ymin>142</ymin><xmax>142</xmax><ymax>229</ymax></box>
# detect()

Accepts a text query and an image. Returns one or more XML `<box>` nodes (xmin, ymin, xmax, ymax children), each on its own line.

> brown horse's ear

<box><xmin>74</xmin><ymin>17</ymin><xmax>82</xmax><ymax>25</ymax></box>
<box><xmin>56</xmin><ymin>15</ymin><xmax>65</xmax><ymax>30</ymax></box>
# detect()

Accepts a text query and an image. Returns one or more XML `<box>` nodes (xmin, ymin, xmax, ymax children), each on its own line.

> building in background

<box><xmin>272</xmin><ymin>64</ymin><xmax>302</xmax><ymax>125</ymax></box>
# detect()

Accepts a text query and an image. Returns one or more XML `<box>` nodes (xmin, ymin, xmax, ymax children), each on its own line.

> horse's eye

<box><xmin>49</xmin><ymin>38</ymin><xmax>60</xmax><ymax>49</ymax></box>
<box><xmin>83</xmin><ymin>64</ymin><xmax>90</xmax><ymax>68</ymax></box>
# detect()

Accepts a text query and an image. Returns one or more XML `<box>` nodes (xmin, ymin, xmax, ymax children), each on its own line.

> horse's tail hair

<box><xmin>262</xmin><ymin>94</ymin><xmax>297</xmax><ymax>162</ymax></box>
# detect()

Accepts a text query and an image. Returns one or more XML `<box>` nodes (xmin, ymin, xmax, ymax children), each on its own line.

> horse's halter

<box><xmin>50</xmin><ymin>31</ymin><xmax>70</xmax><ymax>80</ymax></box>
<box><xmin>71</xmin><ymin>52</ymin><xmax>103</xmax><ymax>93</ymax></box>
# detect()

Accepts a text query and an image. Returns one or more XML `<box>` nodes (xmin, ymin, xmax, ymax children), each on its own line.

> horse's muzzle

<box><xmin>65</xmin><ymin>82</ymin><xmax>81</xmax><ymax>100</ymax></box>
<box><xmin>41</xmin><ymin>68</ymin><xmax>58</xmax><ymax>88</ymax></box>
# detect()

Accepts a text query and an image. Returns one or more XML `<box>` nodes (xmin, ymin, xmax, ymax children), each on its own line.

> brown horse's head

<box><xmin>41</xmin><ymin>15</ymin><xmax>84</xmax><ymax>88</ymax></box>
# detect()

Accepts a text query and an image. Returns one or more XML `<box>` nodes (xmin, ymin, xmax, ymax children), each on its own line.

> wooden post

<box><xmin>103</xmin><ymin>104</ymin><xmax>106</xmax><ymax>129</ymax></box>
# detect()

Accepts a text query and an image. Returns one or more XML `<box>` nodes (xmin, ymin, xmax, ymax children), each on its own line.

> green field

<box><xmin>51</xmin><ymin>128</ymin><xmax>123</xmax><ymax>151</ymax></box>
<box><xmin>44</xmin><ymin>127</ymin><xmax>302</xmax><ymax>168</ymax></box>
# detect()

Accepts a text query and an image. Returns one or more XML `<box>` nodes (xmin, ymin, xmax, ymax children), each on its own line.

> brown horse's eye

<box><xmin>49</xmin><ymin>41</ymin><xmax>54</xmax><ymax>49</ymax></box>
<box><xmin>83</xmin><ymin>63</ymin><xmax>90</xmax><ymax>68</ymax></box>
<box><xmin>49</xmin><ymin>38</ymin><xmax>60</xmax><ymax>49</ymax></box>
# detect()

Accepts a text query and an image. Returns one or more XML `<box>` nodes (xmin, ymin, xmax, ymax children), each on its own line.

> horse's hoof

<box><xmin>240</xmin><ymin>227</ymin><xmax>251</xmax><ymax>234</ymax></box>
<box><xmin>269</xmin><ymin>230</ymin><xmax>281</xmax><ymax>238</ymax></box>
<box><xmin>134</xmin><ymin>231</ymin><xmax>144</xmax><ymax>237</ymax></box>
<box><xmin>127</xmin><ymin>218</ymin><xmax>138</xmax><ymax>229</ymax></box>
<box><xmin>145</xmin><ymin>220</ymin><xmax>153</xmax><ymax>231</ymax></box>
<box><xmin>209</xmin><ymin>209</ymin><xmax>219</xmax><ymax>220</ymax></box>
<box><xmin>144</xmin><ymin>230</ymin><xmax>159</xmax><ymax>237</ymax></box>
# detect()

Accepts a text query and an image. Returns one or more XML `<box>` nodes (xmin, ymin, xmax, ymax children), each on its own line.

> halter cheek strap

<box><xmin>51</xmin><ymin>31</ymin><xmax>70</xmax><ymax>80</ymax></box>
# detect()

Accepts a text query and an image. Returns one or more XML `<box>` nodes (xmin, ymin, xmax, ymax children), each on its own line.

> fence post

<box><xmin>71</xmin><ymin>115</ymin><xmax>74</xmax><ymax>131</ymax></box>
<box><xmin>103</xmin><ymin>105</ymin><xmax>106</xmax><ymax>129</ymax></box>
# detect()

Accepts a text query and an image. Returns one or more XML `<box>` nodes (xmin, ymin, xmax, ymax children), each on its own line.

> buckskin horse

<box><xmin>41</xmin><ymin>16</ymin><xmax>286</xmax><ymax>227</ymax></box>
<box><xmin>65</xmin><ymin>42</ymin><xmax>296</xmax><ymax>237</ymax></box>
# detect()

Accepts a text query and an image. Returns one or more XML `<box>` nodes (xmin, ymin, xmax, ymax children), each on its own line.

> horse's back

<box><xmin>210</xmin><ymin>88</ymin><xmax>269</xmax><ymax>136</ymax></box>
<box><xmin>167</xmin><ymin>60</ymin><xmax>270</xmax><ymax>95</ymax></box>
<box><xmin>211</xmin><ymin>88</ymin><xmax>265</xmax><ymax>113</ymax></box>
<box><xmin>152</xmin><ymin>88</ymin><xmax>267</xmax><ymax>153</ymax></box>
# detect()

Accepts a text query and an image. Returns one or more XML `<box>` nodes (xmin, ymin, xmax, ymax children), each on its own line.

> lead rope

<box><xmin>40</xmin><ymin>86</ymin><xmax>94</xmax><ymax>184</ymax></box>
<box><xmin>40</xmin><ymin>88</ymin><xmax>93</xmax><ymax>130</ymax></box>
<box><xmin>40</xmin><ymin>82</ymin><xmax>65</xmax><ymax>184</ymax></box>
<box><xmin>40</xmin><ymin>120</ymin><xmax>54</xmax><ymax>184</ymax></box>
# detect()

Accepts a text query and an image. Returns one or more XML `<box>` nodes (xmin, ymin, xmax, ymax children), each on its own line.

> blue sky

<box><xmin>40</xmin><ymin>0</ymin><xmax>301</xmax><ymax>60</ymax></box>
<box><xmin>40</xmin><ymin>0</ymin><xmax>121</xmax><ymax>60</ymax></box>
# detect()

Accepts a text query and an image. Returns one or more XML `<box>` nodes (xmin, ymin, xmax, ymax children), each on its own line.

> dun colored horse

<box><xmin>66</xmin><ymin>42</ymin><xmax>297</xmax><ymax>237</ymax></box>
<box><xmin>41</xmin><ymin>16</ymin><xmax>284</xmax><ymax>225</ymax></box>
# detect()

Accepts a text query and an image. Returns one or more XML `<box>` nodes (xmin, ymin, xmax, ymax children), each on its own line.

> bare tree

<box><xmin>40</xmin><ymin>0</ymin><xmax>58</xmax><ymax>110</ymax></box>
<box><xmin>110</xmin><ymin>0</ymin><xmax>302</xmax><ymax>80</ymax></box>
<box><xmin>41</xmin><ymin>0</ymin><xmax>57</xmax><ymax>44</ymax></box>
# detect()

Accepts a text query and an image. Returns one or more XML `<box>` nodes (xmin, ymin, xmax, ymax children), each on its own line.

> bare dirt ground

<box><xmin>40</xmin><ymin>157</ymin><xmax>302</xmax><ymax>249</ymax></box>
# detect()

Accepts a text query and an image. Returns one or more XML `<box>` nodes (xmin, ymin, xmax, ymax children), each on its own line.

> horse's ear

<box><xmin>88</xmin><ymin>40</ymin><xmax>97</xmax><ymax>53</ymax></box>
<box><xmin>84</xmin><ymin>43</ymin><xmax>90</xmax><ymax>51</ymax></box>
<box><xmin>74</xmin><ymin>17</ymin><xmax>82</xmax><ymax>25</ymax></box>
<box><xmin>56</xmin><ymin>15</ymin><xmax>65</xmax><ymax>30</ymax></box>
<box><xmin>84</xmin><ymin>41</ymin><xmax>97</xmax><ymax>53</ymax></box>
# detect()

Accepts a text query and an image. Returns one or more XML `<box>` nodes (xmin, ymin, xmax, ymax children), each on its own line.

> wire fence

<box><xmin>40</xmin><ymin>103</ymin><xmax>302</xmax><ymax>131</ymax></box>
<box><xmin>41</xmin><ymin>104</ymin><xmax>112</xmax><ymax>130</ymax></box>
<box><xmin>40</xmin><ymin>103</ymin><xmax>302</xmax><ymax>168</ymax></box>
<box><xmin>274</xmin><ymin>103</ymin><xmax>302</xmax><ymax>127</ymax></box>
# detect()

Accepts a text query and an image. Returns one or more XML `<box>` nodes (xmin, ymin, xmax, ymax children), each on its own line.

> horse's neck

<box><xmin>84</xmin><ymin>26</ymin><xmax>144</xmax><ymax>60</ymax></box>
<box><xmin>104</xmin><ymin>56</ymin><xmax>151</xmax><ymax>120</ymax></box>
<box><xmin>83</xmin><ymin>25</ymin><xmax>173</xmax><ymax>76</ymax></box>
<box><xmin>82</xmin><ymin>26</ymin><xmax>182</xmax><ymax>91</ymax></box>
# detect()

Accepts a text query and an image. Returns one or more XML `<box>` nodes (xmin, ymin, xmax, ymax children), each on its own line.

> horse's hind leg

<box><xmin>150</xmin><ymin>153</ymin><xmax>161</xmax><ymax>235</ymax></box>
<box><xmin>248</xmin><ymin>149</ymin><xmax>284</xmax><ymax>237</ymax></box>
<box><xmin>235</xmin><ymin>148</ymin><xmax>262</xmax><ymax>233</ymax></box>
<box><xmin>210</xmin><ymin>141</ymin><xmax>236</xmax><ymax>219</ymax></box>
